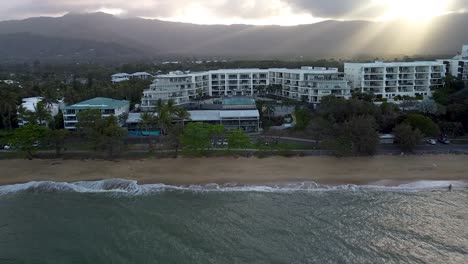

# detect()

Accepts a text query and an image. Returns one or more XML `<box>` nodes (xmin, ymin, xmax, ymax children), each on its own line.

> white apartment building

<box><xmin>63</xmin><ymin>97</ymin><xmax>130</xmax><ymax>131</ymax></box>
<box><xmin>344</xmin><ymin>61</ymin><xmax>446</xmax><ymax>99</ymax></box>
<box><xmin>141</xmin><ymin>67</ymin><xmax>350</xmax><ymax>109</ymax></box>
<box><xmin>437</xmin><ymin>45</ymin><xmax>468</xmax><ymax>84</ymax></box>
<box><xmin>269</xmin><ymin>67</ymin><xmax>350</xmax><ymax>103</ymax></box>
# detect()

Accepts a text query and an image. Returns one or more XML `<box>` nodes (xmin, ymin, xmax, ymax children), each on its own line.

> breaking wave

<box><xmin>0</xmin><ymin>179</ymin><xmax>466</xmax><ymax>196</ymax></box>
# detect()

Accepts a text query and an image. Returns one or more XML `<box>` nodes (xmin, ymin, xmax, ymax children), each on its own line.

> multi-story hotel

<box><xmin>141</xmin><ymin>67</ymin><xmax>350</xmax><ymax>109</ymax></box>
<box><xmin>63</xmin><ymin>97</ymin><xmax>130</xmax><ymax>131</ymax></box>
<box><xmin>269</xmin><ymin>67</ymin><xmax>350</xmax><ymax>104</ymax></box>
<box><xmin>344</xmin><ymin>61</ymin><xmax>446</xmax><ymax>99</ymax></box>
<box><xmin>437</xmin><ymin>45</ymin><xmax>468</xmax><ymax>85</ymax></box>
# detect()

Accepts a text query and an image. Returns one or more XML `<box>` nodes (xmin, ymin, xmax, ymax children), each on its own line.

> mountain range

<box><xmin>0</xmin><ymin>12</ymin><xmax>467</xmax><ymax>63</ymax></box>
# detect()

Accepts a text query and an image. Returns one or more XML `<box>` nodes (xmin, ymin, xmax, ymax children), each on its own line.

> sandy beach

<box><xmin>0</xmin><ymin>155</ymin><xmax>467</xmax><ymax>186</ymax></box>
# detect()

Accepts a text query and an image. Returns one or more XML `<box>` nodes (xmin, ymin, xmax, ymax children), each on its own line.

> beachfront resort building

<box><xmin>269</xmin><ymin>67</ymin><xmax>351</xmax><ymax>103</ymax></box>
<box><xmin>111</xmin><ymin>72</ymin><xmax>153</xmax><ymax>83</ymax></box>
<box><xmin>128</xmin><ymin>97</ymin><xmax>260</xmax><ymax>133</ymax></box>
<box><xmin>17</xmin><ymin>97</ymin><xmax>61</xmax><ymax>127</ymax></box>
<box><xmin>437</xmin><ymin>45</ymin><xmax>468</xmax><ymax>85</ymax></box>
<box><xmin>344</xmin><ymin>61</ymin><xmax>446</xmax><ymax>99</ymax></box>
<box><xmin>140</xmin><ymin>67</ymin><xmax>350</xmax><ymax>109</ymax></box>
<box><xmin>62</xmin><ymin>97</ymin><xmax>130</xmax><ymax>131</ymax></box>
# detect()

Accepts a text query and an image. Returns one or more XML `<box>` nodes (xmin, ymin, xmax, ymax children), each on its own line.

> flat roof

<box><xmin>344</xmin><ymin>61</ymin><xmax>444</xmax><ymax>67</ymax></box>
<box><xmin>127</xmin><ymin>110</ymin><xmax>259</xmax><ymax>123</ymax></box>
<box><xmin>111</xmin><ymin>73</ymin><xmax>130</xmax><ymax>77</ymax></box>
<box><xmin>64</xmin><ymin>97</ymin><xmax>129</xmax><ymax>110</ymax></box>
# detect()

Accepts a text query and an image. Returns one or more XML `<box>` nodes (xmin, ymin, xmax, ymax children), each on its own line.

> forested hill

<box><xmin>0</xmin><ymin>12</ymin><xmax>467</xmax><ymax>63</ymax></box>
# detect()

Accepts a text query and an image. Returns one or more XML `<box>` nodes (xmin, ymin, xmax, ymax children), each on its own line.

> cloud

<box><xmin>1</xmin><ymin>0</ymin><xmax>467</xmax><ymax>23</ymax></box>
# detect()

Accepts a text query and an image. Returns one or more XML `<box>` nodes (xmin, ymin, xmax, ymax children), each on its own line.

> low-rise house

<box><xmin>62</xmin><ymin>97</ymin><xmax>130</xmax><ymax>131</ymax></box>
<box><xmin>112</xmin><ymin>72</ymin><xmax>153</xmax><ymax>83</ymax></box>
<box><xmin>111</xmin><ymin>73</ymin><xmax>131</xmax><ymax>83</ymax></box>
<box><xmin>131</xmin><ymin>72</ymin><xmax>153</xmax><ymax>80</ymax></box>
<box><xmin>18</xmin><ymin>97</ymin><xmax>60</xmax><ymax>127</ymax></box>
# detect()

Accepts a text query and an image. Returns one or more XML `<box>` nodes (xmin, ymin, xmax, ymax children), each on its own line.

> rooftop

<box><xmin>111</xmin><ymin>73</ymin><xmax>130</xmax><ymax>77</ymax></box>
<box><xmin>345</xmin><ymin>61</ymin><xmax>444</xmax><ymax>67</ymax></box>
<box><xmin>132</xmin><ymin>72</ymin><xmax>152</xmax><ymax>76</ymax></box>
<box><xmin>127</xmin><ymin>110</ymin><xmax>260</xmax><ymax>123</ymax></box>
<box><xmin>64</xmin><ymin>97</ymin><xmax>129</xmax><ymax>110</ymax></box>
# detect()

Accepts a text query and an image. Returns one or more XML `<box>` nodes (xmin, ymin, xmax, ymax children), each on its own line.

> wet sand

<box><xmin>0</xmin><ymin>155</ymin><xmax>467</xmax><ymax>186</ymax></box>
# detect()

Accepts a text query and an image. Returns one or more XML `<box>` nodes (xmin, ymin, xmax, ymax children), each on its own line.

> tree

<box><xmin>0</xmin><ymin>90</ymin><xmax>18</xmax><ymax>130</ymax></box>
<box><xmin>17</xmin><ymin>105</ymin><xmax>37</xmax><ymax>125</ymax></box>
<box><xmin>8</xmin><ymin>125</ymin><xmax>49</xmax><ymax>159</ymax></box>
<box><xmin>52</xmin><ymin>110</ymin><xmax>65</xmax><ymax>129</ymax></box>
<box><xmin>343</xmin><ymin>116</ymin><xmax>379</xmax><ymax>156</ymax></box>
<box><xmin>34</xmin><ymin>100</ymin><xmax>53</xmax><ymax>126</ymax></box>
<box><xmin>404</xmin><ymin>114</ymin><xmax>440</xmax><ymax>137</ymax></box>
<box><xmin>393</xmin><ymin>123</ymin><xmax>423</xmax><ymax>152</ymax></box>
<box><xmin>418</xmin><ymin>99</ymin><xmax>438</xmax><ymax>115</ymax></box>
<box><xmin>294</xmin><ymin>107</ymin><xmax>312</xmax><ymax>130</ymax></box>
<box><xmin>47</xmin><ymin>129</ymin><xmax>69</xmax><ymax>157</ymax></box>
<box><xmin>227</xmin><ymin>129</ymin><xmax>251</xmax><ymax>149</ymax></box>
<box><xmin>138</xmin><ymin>112</ymin><xmax>157</xmax><ymax>133</ymax></box>
<box><xmin>166</xmin><ymin>124</ymin><xmax>184</xmax><ymax>157</ymax></box>
<box><xmin>182</xmin><ymin>123</ymin><xmax>224</xmax><ymax>153</ymax></box>
<box><xmin>76</xmin><ymin>110</ymin><xmax>126</xmax><ymax>157</ymax></box>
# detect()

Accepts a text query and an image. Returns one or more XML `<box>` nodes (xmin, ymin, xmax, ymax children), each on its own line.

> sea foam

<box><xmin>0</xmin><ymin>179</ymin><xmax>466</xmax><ymax>196</ymax></box>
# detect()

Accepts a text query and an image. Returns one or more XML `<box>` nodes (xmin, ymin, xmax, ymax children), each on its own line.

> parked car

<box><xmin>3</xmin><ymin>144</ymin><xmax>11</xmax><ymax>150</ymax></box>
<box><xmin>438</xmin><ymin>138</ymin><xmax>451</xmax><ymax>144</ymax></box>
<box><xmin>426</xmin><ymin>139</ymin><xmax>437</xmax><ymax>145</ymax></box>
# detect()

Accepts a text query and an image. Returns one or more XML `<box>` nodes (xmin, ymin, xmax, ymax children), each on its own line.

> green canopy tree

<box><xmin>393</xmin><ymin>123</ymin><xmax>423</xmax><ymax>152</ymax></box>
<box><xmin>8</xmin><ymin>125</ymin><xmax>49</xmax><ymax>159</ymax></box>
<box><xmin>227</xmin><ymin>129</ymin><xmax>251</xmax><ymax>149</ymax></box>
<box><xmin>404</xmin><ymin>114</ymin><xmax>440</xmax><ymax>137</ymax></box>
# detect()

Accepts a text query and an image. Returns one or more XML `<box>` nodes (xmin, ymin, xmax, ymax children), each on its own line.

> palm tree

<box><xmin>138</xmin><ymin>112</ymin><xmax>156</xmax><ymax>133</ymax></box>
<box><xmin>34</xmin><ymin>100</ymin><xmax>52</xmax><ymax>126</ymax></box>
<box><xmin>40</xmin><ymin>85</ymin><xmax>60</xmax><ymax>109</ymax></box>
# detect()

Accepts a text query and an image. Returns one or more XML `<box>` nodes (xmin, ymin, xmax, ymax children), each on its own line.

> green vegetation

<box><xmin>293</xmin><ymin>107</ymin><xmax>312</xmax><ymax>131</ymax></box>
<box><xmin>227</xmin><ymin>130</ymin><xmax>252</xmax><ymax>149</ymax></box>
<box><xmin>76</xmin><ymin>109</ymin><xmax>127</xmax><ymax>158</ymax></box>
<box><xmin>404</xmin><ymin>114</ymin><xmax>440</xmax><ymax>137</ymax></box>
<box><xmin>315</xmin><ymin>97</ymin><xmax>380</xmax><ymax>156</ymax></box>
<box><xmin>8</xmin><ymin>125</ymin><xmax>49</xmax><ymax>159</ymax></box>
<box><xmin>393</xmin><ymin>123</ymin><xmax>423</xmax><ymax>152</ymax></box>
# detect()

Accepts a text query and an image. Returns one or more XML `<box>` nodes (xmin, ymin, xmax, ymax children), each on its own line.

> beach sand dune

<box><xmin>0</xmin><ymin>155</ymin><xmax>467</xmax><ymax>186</ymax></box>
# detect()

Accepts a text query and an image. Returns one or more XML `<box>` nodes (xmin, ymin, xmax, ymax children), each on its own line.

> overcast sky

<box><xmin>1</xmin><ymin>0</ymin><xmax>467</xmax><ymax>25</ymax></box>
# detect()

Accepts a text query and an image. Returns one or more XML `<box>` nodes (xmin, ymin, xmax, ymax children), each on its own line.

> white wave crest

<box><xmin>0</xmin><ymin>179</ymin><xmax>466</xmax><ymax>195</ymax></box>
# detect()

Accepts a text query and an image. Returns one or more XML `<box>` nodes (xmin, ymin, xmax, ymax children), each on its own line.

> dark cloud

<box><xmin>1</xmin><ymin>0</ymin><xmax>467</xmax><ymax>22</ymax></box>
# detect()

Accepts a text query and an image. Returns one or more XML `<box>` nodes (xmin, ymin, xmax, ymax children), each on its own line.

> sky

<box><xmin>1</xmin><ymin>0</ymin><xmax>467</xmax><ymax>25</ymax></box>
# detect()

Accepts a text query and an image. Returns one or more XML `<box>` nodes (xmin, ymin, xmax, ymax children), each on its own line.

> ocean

<box><xmin>0</xmin><ymin>179</ymin><xmax>467</xmax><ymax>264</ymax></box>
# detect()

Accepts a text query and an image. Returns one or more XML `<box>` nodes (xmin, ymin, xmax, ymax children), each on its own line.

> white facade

<box><xmin>437</xmin><ymin>45</ymin><xmax>468</xmax><ymax>84</ymax></box>
<box><xmin>112</xmin><ymin>72</ymin><xmax>153</xmax><ymax>83</ymax></box>
<box><xmin>111</xmin><ymin>73</ymin><xmax>131</xmax><ymax>83</ymax></box>
<box><xmin>131</xmin><ymin>72</ymin><xmax>153</xmax><ymax>80</ymax></box>
<box><xmin>141</xmin><ymin>67</ymin><xmax>350</xmax><ymax>109</ymax></box>
<box><xmin>269</xmin><ymin>67</ymin><xmax>350</xmax><ymax>103</ymax></box>
<box><xmin>344</xmin><ymin>61</ymin><xmax>445</xmax><ymax>99</ymax></box>
<box><xmin>18</xmin><ymin>97</ymin><xmax>60</xmax><ymax>127</ymax></box>
<box><xmin>63</xmin><ymin>97</ymin><xmax>130</xmax><ymax>131</ymax></box>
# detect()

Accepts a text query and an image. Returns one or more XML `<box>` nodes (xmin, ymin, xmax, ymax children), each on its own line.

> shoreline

<box><xmin>1</xmin><ymin>155</ymin><xmax>468</xmax><ymax>187</ymax></box>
